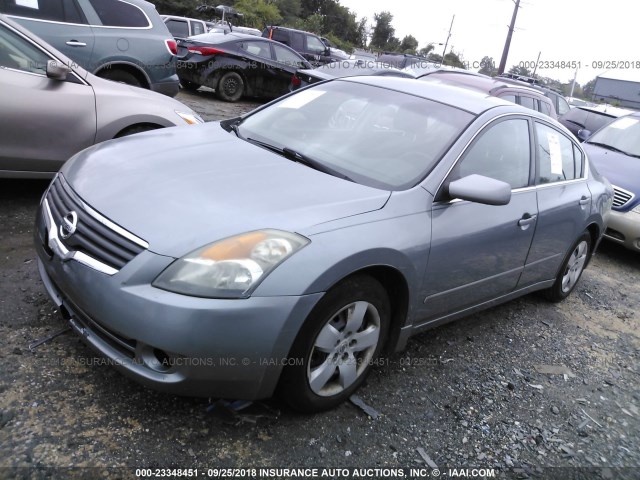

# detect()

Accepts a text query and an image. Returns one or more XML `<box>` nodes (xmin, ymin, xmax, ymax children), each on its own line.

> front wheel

<box><xmin>97</xmin><ymin>69</ymin><xmax>142</xmax><ymax>88</ymax></box>
<box><xmin>543</xmin><ymin>232</ymin><xmax>592</xmax><ymax>302</ymax></box>
<box><xmin>279</xmin><ymin>275</ymin><xmax>390</xmax><ymax>412</ymax></box>
<box><xmin>216</xmin><ymin>71</ymin><xmax>244</xmax><ymax>102</ymax></box>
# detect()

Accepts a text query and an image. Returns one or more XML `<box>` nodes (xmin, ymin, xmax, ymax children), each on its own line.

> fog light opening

<box><xmin>152</xmin><ymin>348</ymin><xmax>172</xmax><ymax>372</ymax></box>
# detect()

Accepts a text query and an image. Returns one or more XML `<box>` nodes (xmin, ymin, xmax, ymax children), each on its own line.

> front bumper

<box><xmin>35</xmin><ymin>202</ymin><xmax>322</xmax><ymax>400</ymax></box>
<box><xmin>604</xmin><ymin>209</ymin><xmax>640</xmax><ymax>252</ymax></box>
<box><xmin>150</xmin><ymin>74</ymin><xmax>180</xmax><ymax>98</ymax></box>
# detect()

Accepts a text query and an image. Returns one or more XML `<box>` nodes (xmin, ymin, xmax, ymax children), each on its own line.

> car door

<box><xmin>518</xmin><ymin>121</ymin><xmax>591</xmax><ymax>286</ymax></box>
<box><xmin>2</xmin><ymin>0</ymin><xmax>96</xmax><ymax>69</ymax></box>
<box><xmin>237</xmin><ymin>40</ymin><xmax>280</xmax><ymax>97</ymax></box>
<box><xmin>0</xmin><ymin>22</ymin><xmax>96</xmax><ymax>174</ymax></box>
<box><xmin>271</xmin><ymin>43</ymin><xmax>306</xmax><ymax>95</ymax></box>
<box><xmin>420</xmin><ymin>117</ymin><xmax>538</xmax><ymax>320</ymax></box>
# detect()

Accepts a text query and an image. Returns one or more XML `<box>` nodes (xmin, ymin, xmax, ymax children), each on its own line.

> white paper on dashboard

<box><xmin>16</xmin><ymin>0</ymin><xmax>39</xmax><ymax>9</ymax></box>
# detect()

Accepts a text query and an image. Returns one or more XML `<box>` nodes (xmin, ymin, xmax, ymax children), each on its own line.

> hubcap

<box><xmin>224</xmin><ymin>78</ymin><xmax>238</xmax><ymax>95</ymax></box>
<box><xmin>307</xmin><ymin>301</ymin><xmax>381</xmax><ymax>397</ymax></box>
<box><xmin>561</xmin><ymin>240</ymin><xmax>588</xmax><ymax>293</ymax></box>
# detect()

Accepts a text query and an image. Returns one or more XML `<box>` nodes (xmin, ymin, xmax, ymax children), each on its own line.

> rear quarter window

<box><xmin>1</xmin><ymin>0</ymin><xmax>85</xmax><ymax>23</ymax></box>
<box><xmin>87</xmin><ymin>0</ymin><xmax>150</xmax><ymax>28</ymax></box>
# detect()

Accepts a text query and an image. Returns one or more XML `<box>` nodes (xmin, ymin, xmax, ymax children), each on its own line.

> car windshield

<box><xmin>237</xmin><ymin>80</ymin><xmax>473</xmax><ymax>190</ymax></box>
<box><xmin>587</xmin><ymin>116</ymin><xmax>640</xmax><ymax>158</ymax></box>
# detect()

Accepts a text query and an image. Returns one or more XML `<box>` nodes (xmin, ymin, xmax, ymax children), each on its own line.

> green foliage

<box><xmin>233</xmin><ymin>0</ymin><xmax>281</xmax><ymax>29</ymax></box>
<box><xmin>273</xmin><ymin>0</ymin><xmax>301</xmax><ymax>24</ymax></box>
<box><xmin>478</xmin><ymin>56</ymin><xmax>497</xmax><ymax>76</ymax></box>
<box><xmin>582</xmin><ymin>78</ymin><xmax>596</xmax><ymax>98</ymax></box>
<box><xmin>508</xmin><ymin>64</ymin><xmax>533</xmax><ymax>77</ymax></box>
<box><xmin>399</xmin><ymin>35</ymin><xmax>418</xmax><ymax>54</ymax></box>
<box><xmin>419</xmin><ymin>43</ymin><xmax>435</xmax><ymax>57</ymax></box>
<box><xmin>370</xmin><ymin>11</ymin><xmax>399</xmax><ymax>51</ymax></box>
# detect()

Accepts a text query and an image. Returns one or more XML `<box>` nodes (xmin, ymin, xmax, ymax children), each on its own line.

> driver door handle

<box><xmin>66</xmin><ymin>40</ymin><xmax>87</xmax><ymax>47</ymax></box>
<box><xmin>518</xmin><ymin>213</ymin><xmax>537</xmax><ymax>228</ymax></box>
<box><xmin>579</xmin><ymin>196</ymin><xmax>590</xmax><ymax>206</ymax></box>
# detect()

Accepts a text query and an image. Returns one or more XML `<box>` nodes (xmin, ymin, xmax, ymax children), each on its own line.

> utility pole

<box><xmin>441</xmin><ymin>14</ymin><xmax>455</xmax><ymax>66</ymax></box>
<box><xmin>569</xmin><ymin>67</ymin><xmax>578</xmax><ymax>97</ymax></box>
<box><xmin>497</xmin><ymin>0</ymin><xmax>520</xmax><ymax>75</ymax></box>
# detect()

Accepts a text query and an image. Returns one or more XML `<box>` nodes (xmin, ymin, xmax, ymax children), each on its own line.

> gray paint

<box><xmin>593</xmin><ymin>77</ymin><xmax>640</xmax><ymax>109</ymax></box>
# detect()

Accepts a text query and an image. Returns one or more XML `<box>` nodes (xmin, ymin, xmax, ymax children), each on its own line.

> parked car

<box><xmin>290</xmin><ymin>59</ymin><xmax>415</xmax><ymax>91</ymax></box>
<box><xmin>0</xmin><ymin>15</ymin><xmax>203</xmax><ymax>178</ymax></box>
<box><xmin>582</xmin><ymin>113</ymin><xmax>640</xmax><ymax>252</ymax></box>
<box><xmin>419</xmin><ymin>71</ymin><xmax>557</xmax><ymax>119</ymax></box>
<box><xmin>378</xmin><ymin>52</ymin><xmax>430</xmax><ymax>69</ymax></box>
<box><xmin>0</xmin><ymin>0</ymin><xmax>180</xmax><ymax>97</ymax></box>
<box><xmin>350</xmin><ymin>49</ymin><xmax>377</xmax><ymax>62</ymax></box>
<box><xmin>497</xmin><ymin>74</ymin><xmax>571</xmax><ymax>117</ymax></box>
<box><xmin>567</xmin><ymin>96</ymin><xmax>596</xmax><ymax>108</ymax></box>
<box><xmin>162</xmin><ymin>15</ymin><xmax>208</xmax><ymax>40</ymax></box>
<box><xmin>176</xmin><ymin>32</ymin><xmax>311</xmax><ymax>102</ymax></box>
<box><xmin>35</xmin><ymin>76</ymin><xmax>612</xmax><ymax>412</ymax></box>
<box><xmin>559</xmin><ymin>104</ymin><xmax>633</xmax><ymax>141</ymax></box>
<box><xmin>262</xmin><ymin>25</ymin><xmax>332</xmax><ymax>66</ymax></box>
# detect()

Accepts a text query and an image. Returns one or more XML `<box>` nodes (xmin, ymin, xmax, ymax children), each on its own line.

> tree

<box><xmin>508</xmin><ymin>64</ymin><xmax>532</xmax><ymax>77</ymax></box>
<box><xmin>355</xmin><ymin>17</ymin><xmax>369</xmax><ymax>48</ymax></box>
<box><xmin>233</xmin><ymin>0</ymin><xmax>282</xmax><ymax>29</ymax></box>
<box><xmin>478</xmin><ymin>56</ymin><xmax>497</xmax><ymax>76</ymax></box>
<box><xmin>399</xmin><ymin>35</ymin><xmax>418</xmax><ymax>54</ymax></box>
<box><xmin>582</xmin><ymin>78</ymin><xmax>597</xmax><ymax>99</ymax></box>
<box><xmin>370</xmin><ymin>11</ymin><xmax>399</xmax><ymax>51</ymax></box>
<box><xmin>273</xmin><ymin>0</ymin><xmax>301</xmax><ymax>24</ymax></box>
<box><xmin>443</xmin><ymin>50</ymin><xmax>466</xmax><ymax>69</ymax></box>
<box><xmin>419</xmin><ymin>43</ymin><xmax>435</xmax><ymax>57</ymax></box>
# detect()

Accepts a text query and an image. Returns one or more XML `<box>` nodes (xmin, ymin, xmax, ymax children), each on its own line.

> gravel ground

<box><xmin>0</xmin><ymin>90</ymin><xmax>638</xmax><ymax>480</ymax></box>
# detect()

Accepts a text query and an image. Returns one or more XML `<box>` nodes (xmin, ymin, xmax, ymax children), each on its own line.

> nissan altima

<box><xmin>35</xmin><ymin>77</ymin><xmax>612</xmax><ymax>412</ymax></box>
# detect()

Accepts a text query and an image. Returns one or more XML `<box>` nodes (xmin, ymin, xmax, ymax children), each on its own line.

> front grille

<box><xmin>612</xmin><ymin>185</ymin><xmax>634</xmax><ymax>209</ymax></box>
<box><xmin>46</xmin><ymin>176</ymin><xmax>147</xmax><ymax>271</ymax></box>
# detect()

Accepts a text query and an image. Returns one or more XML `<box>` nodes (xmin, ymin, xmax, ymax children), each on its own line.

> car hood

<box><xmin>62</xmin><ymin>123</ymin><xmax>391</xmax><ymax>257</ymax></box>
<box><xmin>583</xmin><ymin>143</ymin><xmax>640</xmax><ymax>200</ymax></box>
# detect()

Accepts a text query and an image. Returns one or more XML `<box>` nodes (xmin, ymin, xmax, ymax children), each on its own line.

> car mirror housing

<box><xmin>46</xmin><ymin>60</ymin><xmax>72</xmax><ymax>81</ymax></box>
<box><xmin>577</xmin><ymin>128</ymin><xmax>592</xmax><ymax>142</ymax></box>
<box><xmin>448</xmin><ymin>174</ymin><xmax>512</xmax><ymax>206</ymax></box>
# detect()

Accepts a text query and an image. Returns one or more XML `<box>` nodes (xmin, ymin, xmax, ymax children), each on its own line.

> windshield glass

<box><xmin>587</xmin><ymin>116</ymin><xmax>640</xmax><ymax>157</ymax></box>
<box><xmin>237</xmin><ymin>80</ymin><xmax>473</xmax><ymax>190</ymax></box>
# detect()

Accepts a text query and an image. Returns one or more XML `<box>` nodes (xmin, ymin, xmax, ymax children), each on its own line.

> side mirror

<box><xmin>577</xmin><ymin>129</ymin><xmax>592</xmax><ymax>142</ymax></box>
<box><xmin>448</xmin><ymin>174</ymin><xmax>511</xmax><ymax>206</ymax></box>
<box><xmin>46</xmin><ymin>60</ymin><xmax>71</xmax><ymax>81</ymax></box>
<box><xmin>324</xmin><ymin>47</ymin><xmax>330</xmax><ymax>56</ymax></box>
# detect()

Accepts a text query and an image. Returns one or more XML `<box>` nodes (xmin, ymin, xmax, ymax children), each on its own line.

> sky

<box><xmin>338</xmin><ymin>0</ymin><xmax>640</xmax><ymax>86</ymax></box>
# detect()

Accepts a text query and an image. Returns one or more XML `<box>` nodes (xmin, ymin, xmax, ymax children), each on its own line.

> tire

<box><xmin>181</xmin><ymin>80</ymin><xmax>200</xmax><ymax>92</ymax></box>
<box><xmin>543</xmin><ymin>232</ymin><xmax>592</xmax><ymax>302</ymax></box>
<box><xmin>279</xmin><ymin>275</ymin><xmax>390</xmax><ymax>412</ymax></box>
<box><xmin>97</xmin><ymin>69</ymin><xmax>143</xmax><ymax>88</ymax></box>
<box><xmin>216</xmin><ymin>71</ymin><xmax>244</xmax><ymax>102</ymax></box>
<box><xmin>115</xmin><ymin>124</ymin><xmax>161</xmax><ymax>138</ymax></box>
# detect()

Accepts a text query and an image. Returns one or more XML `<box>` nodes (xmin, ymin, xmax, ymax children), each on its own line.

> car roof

<box><xmin>189</xmin><ymin>32</ymin><xmax>275</xmax><ymax>43</ymax></box>
<box><xmin>339</xmin><ymin>76</ymin><xmax>524</xmax><ymax>115</ymax></box>
<box><xmin>420</xmin><ymin>71</ymin><xmax>548</xmax><ymax>97</ymax></box>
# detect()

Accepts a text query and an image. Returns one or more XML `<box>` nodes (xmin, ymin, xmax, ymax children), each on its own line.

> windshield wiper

<box><xmin>282</xmin><ymin>148</ymin><xmax>354</xmax><ymax>182</ymax></box>
<box><xmin>586</xmin><ymin>141</ymin><xmax>626</xmax><ymax>154</ymax></box>
<box><xmin>245</xmin><ymin>138</ymin><xmax>354</xmax><ymax>182</ymax></box>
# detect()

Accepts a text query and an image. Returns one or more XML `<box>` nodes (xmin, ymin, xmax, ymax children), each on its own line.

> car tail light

<box><xmin>291</xmin><ymin>74</ymin><xmax>301</xmax><ymax>87</ymax></box>
<box><xmin>187</xmin><ymin>46</ymin><xmax>224</xmax><ymax>56</ymax></box>
<box><xmin>165</xmin><ymin>39</ymin><xmax>178</xmax><ymax>55</ymax></box>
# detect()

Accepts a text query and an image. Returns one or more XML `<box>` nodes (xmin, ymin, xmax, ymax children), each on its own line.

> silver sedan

<box><xmin>0</xmin><ymin>15</ymin><xmax>202</xmax><ymax>179</ymax></box>
<box><xmin>35</xmin><ymin>76</ymin><xmax>612</xmax><ymax>412</ymax></box>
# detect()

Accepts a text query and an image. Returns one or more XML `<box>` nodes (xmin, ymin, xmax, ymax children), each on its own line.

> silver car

<box><xmin>35</xmin><ymin>76</ymin><xmax>612</xmax><ymax>412</ymax></box>
<box><xmin>0</xmin><ymin>15</ymin><xmax>202</xmax><ymax>178</ymax></box>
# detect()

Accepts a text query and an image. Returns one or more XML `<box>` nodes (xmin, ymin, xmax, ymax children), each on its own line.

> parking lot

<box><xmin>1</xmin><ymin>91</ymin><xmax>639</xmax><ymax>478</ymax></box>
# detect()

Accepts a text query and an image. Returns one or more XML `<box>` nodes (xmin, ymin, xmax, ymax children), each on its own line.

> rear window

<box><xmin>1</xmin><ymin>0</ymin><xmax>86</xmax><ymax>23</ymax></box>
<box><xmin>87</xmin><ymin>0</ymin><xmax>150</xmax><ymax>28</ymax></box>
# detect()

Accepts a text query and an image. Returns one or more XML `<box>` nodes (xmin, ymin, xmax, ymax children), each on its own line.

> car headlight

<box><xmin>176</xmin><ymin>110</ymin><xmax>204</xmax><ymax>125</ymax></box>
<box><xmin>153</xmin><ymin>230</ymin><xmax>309</xmax><ymax>298</ymax></box>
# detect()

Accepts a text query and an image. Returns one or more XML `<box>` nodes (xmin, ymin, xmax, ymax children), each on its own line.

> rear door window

<box><xmin>273</xmin><ymin>44</ymin><xmax>305</xmax><ymax>67</ymax></box>
<box><xmin>291</xmin><ymin>32</ymin><xmax>304</xmax><ymax>51</ymax></box>
<box><xmin>519</xmin><ymin>96</ymin><xmax>535</xmax><ymax>110</ymax></box>
<box><xmin>87</xmin><ymin>0</ymin><xmax>150</xmax><ymax>27</ymax></box>
<box><xmin>239</xmin><ymin>40</ymin><xmax>272</xmax><ymax>60</ymax></box>
<box><xmin>535</xmin><ymin>122</ymin><xmax>581</xmax><ymax>183</ymax></box>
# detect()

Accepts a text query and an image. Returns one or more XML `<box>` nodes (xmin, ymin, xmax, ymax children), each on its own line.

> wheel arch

<box><xmin>94</xmin><ymin>62</ymin><xmax>151</xmax><ymax>89</ymax></box>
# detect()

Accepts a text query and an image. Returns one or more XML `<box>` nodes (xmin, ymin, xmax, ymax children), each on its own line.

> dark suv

<box><xmin>262</xmin><ymin>26</ymin><xmax>332</xmax><ymax>65</ymax></box>
<box><xmin>0</xmin><ymin>0</ymin><xmax>179</xmax><ymax>96</ymax></box>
